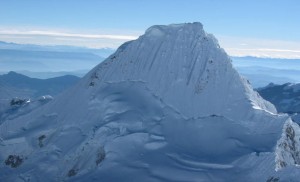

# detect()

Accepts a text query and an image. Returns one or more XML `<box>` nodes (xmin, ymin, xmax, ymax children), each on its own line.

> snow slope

<box><xmin>0</xmin><ymin>22</ymin><xmax>299</xmax><ymax>181</ymax></box>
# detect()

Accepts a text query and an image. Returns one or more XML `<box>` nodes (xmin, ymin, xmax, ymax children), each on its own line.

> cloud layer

<box><xmin>0</xmin><ymin>29</ymin><xmax>138</xmax><ymax>40</ymax></box>
<box><xmin>0</xmin><ymin>27</ymin><xmax>139</xmax><ymax>48</ymax></box>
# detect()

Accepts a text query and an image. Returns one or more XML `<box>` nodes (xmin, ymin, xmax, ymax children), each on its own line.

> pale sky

<box><xmin>0</xmin><ymin>0</ymin><xmax>299</xmax><ymax>58</ymax></box>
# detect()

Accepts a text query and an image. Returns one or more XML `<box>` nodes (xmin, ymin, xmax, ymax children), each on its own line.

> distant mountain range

<box><xmin>0</xmin><ymin>71</ymin><xmax>79</xmax><ymax>121</ymax></box>
<box><xmin>231</xmin><ymin>56</ymin><xmax>300</xmax><ymax>87</ymax></box>
<box><xmin>0</xmin><ymin>41</ymin><xmax>115</xmax><ymax>57</ymax></box>
<box><xmin>257</xmin><ymin>82</ymin><xmax>300</xmax><ymax>114</ymax></box>
<box><xmin>0</xmin><ymin>41</ymin><xmax>115</xmax><ymax>78</ymax></box>
<box><xmin>1</xmin><ymin>40</ymin><xmax>300</xmax><ymax>88</ymax></box>
<box><xmin>0</xmin><ymin>71</ymin><xmax>80</xmax><ymax>98</ymax></box>
<box><xmin>257</xmin><ymin>83</ymin><xmax>300</xmax><ymax>123</ymax></box>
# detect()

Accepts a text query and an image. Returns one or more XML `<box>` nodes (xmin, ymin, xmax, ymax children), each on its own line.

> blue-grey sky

<box><xmin>0</xmin><ymin>0</ymin><xmax>299</xmax><ymax>58</ymax></box>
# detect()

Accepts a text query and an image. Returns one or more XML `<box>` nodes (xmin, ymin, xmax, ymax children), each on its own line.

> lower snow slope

<box><xmin>0</xmin><ymin>81</ymin><xmax>291</xmax><ymax>181</ymax></box>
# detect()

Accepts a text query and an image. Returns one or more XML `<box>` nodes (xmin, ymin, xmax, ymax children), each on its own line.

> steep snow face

<box><xmin>86</xmin><ymin>22</ymin><xmax>276</xmax><ymax>119</ymax></box>
<box><xmin>0</xmin><ymin>23</ymin><xmax>296</xmax><ymax>181</ymax></box>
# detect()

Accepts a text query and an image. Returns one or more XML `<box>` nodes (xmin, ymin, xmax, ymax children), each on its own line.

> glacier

<box><xmin>0</xmin><ymin>22</ymin><xmax>300</xmax><ymax>181</ymax></box>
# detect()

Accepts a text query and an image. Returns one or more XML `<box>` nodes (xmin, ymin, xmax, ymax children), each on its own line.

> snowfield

<box><xmin>1</xmin><ymin>22</ymin><xmax>300</xmax><ymax>181</ymax></box>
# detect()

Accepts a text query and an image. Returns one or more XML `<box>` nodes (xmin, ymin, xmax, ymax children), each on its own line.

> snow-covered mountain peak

<box><xmin>1</xmin><ymin>23</ymin><xmax>299</xmax><ymax>181</ymax></box>
<box><xmin>85</xmin><ymin>22</ymin><xmax>275</xmax><ymax>119</ymax></box>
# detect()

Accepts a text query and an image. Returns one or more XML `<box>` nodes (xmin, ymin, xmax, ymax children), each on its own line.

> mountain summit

<box><xmin>1</xmin><ymin>23</ymin><xmax>299</xmax><ymax>181</ymax></box>
<box><xmin>87</xmin><ymin>22</ymin><xmax>276</xmax><ymax>119</ymax></box>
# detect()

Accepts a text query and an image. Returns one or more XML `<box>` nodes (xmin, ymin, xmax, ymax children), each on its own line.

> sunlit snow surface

<box><xmin>1</xmin><ymin>23</ymin><xmax>299</xmax><ymax>181</ymax></box>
